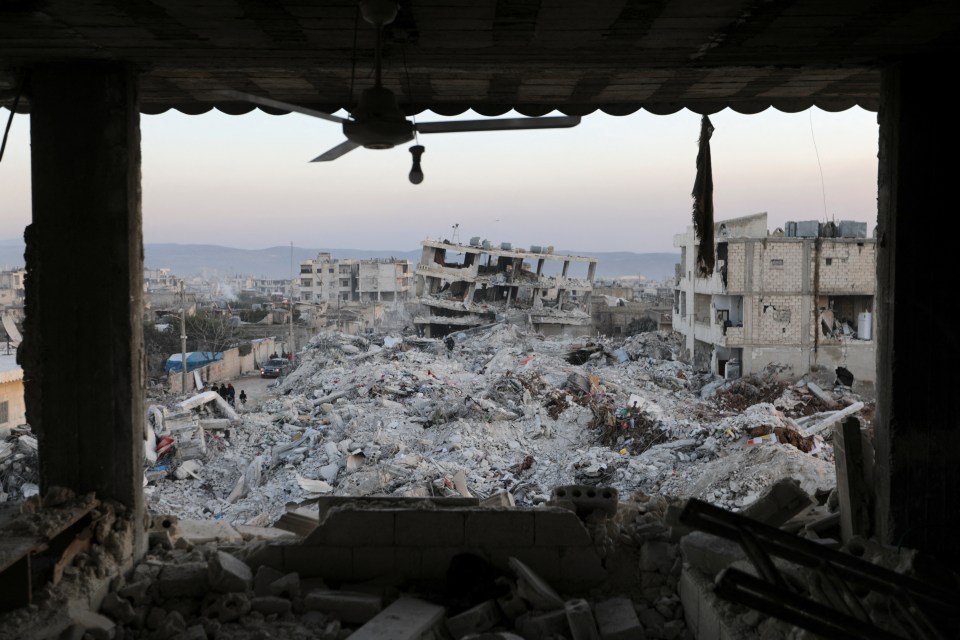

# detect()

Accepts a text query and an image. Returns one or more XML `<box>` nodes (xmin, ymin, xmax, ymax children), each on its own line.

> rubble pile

<box><xmin>142</xmin><ymin>325</ymin><xmax>871</xmax><ymax>528</ymax></box>
<box><xmin>0</xmin><ymin>426</ymin><xmax>40</xmax><ymax>502</ymax></box>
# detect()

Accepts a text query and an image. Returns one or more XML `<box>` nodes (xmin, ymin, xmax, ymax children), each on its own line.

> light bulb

<box><xmin>409</xmin><ymin>144</ymin><xmax>425</xmax><ymax>184</ymax></box>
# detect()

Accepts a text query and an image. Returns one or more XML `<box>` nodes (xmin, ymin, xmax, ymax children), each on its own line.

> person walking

<box><xmin>239</xmin><ymin>390</ymin><xmax>247</xmax><ymax>406</ymax></box>
<box><xmin>226</xmin><ymin>383</ymin><xmax>236</xmax><ymax>407</ymax></box>
<box><xmin>219</xmin><ymin>383</ymin><xmax>227</xmax><ymax>398</ymax></box>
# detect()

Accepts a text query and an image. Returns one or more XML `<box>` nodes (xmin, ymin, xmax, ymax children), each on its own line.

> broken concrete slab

<box><xmin>208</xmin><ymin>551</ymin><xmax>253</xmax><ymax>593</ymax></box>
<box><xmin>348</xmin><ymin>598</ymin><xmax>445</xmax><ymax>640</ymax></box>
<box><xmin>509</xmin><ymin>557</ymin><xmax>564</xmax><ymax>611</ymax></box>
<box><xmin>679</xmin><ymin>531</ymin><xmax>746</xmax><ymax>577</ymax></box>
<box><xmin>740</xmin><ymin>477</ymin><xmax>813</xmax><ymax>527</ymax></box>
<box><xmin>177</xmin><ymin>519</ymin><xmax>243</xmax><ymax>545</ymax></box>
<box><xmin>446</xmin><ymin>600</ymin><xmax>501</xmax><ymax>638</ymax></box>
<box><xmin>303</xmin><ymin>590</ymin><xmax>383</xmax><ymax>624</ymax></box>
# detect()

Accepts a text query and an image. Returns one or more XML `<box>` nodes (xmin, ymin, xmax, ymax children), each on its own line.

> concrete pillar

<box><xmin>22</xmin><ymin>62</ymin><xmax>145</xmax><ymax>547</ymax></box>
<box><xmin>876</xmin><ymin>59</ymin><xmax>960</xmax><ymax>568</ymax></box>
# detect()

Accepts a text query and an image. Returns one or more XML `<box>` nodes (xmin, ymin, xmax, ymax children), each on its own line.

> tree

<box><xmin>186</xmin><ymin>311</ymin><xmax>238</xmax><ymax>355</ymax></box>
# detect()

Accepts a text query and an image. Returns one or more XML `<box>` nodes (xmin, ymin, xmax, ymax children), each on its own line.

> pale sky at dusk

<box><xmin>1</xmin><ymin>106</ymin><xmax>877</xmax><ymax>253</ymax></box>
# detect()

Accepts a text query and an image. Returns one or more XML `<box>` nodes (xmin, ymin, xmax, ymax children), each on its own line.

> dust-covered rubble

<box><xmin>140</xmin><ymin>325</ymin><xmax>869</xmax><ymax>528</ymax></box>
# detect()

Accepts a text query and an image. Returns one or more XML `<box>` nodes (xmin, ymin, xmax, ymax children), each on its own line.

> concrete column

<box><xmin>876</xmin><ymin>59</ymin><xmax>960</xmax><ymax>568</ymax></box>
<box><xmin>22</xmin><ymin>63</ymin><xmax>145</xmax><ymax>543</ymax></box>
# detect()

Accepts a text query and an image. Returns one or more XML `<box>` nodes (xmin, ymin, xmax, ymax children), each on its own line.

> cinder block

<box><xmin>534</xmin><ymin>509</ymin><xmax>592</xmax><ymax>547</ymax></box>
<box><xmin>564</xmin><ymin>599</ymin><xmax>600</xmax><ymax>640</ymax></box>
<box><xmin>465</xmin><ymin>510</ymin><xmax>535</xmax><ymax>547</ymax></box>
<box><xmin>395</xmin><ymin>510</ymin><xmax>466</xmax><ymax>546</ymax></box>
<box><xmin>446</xmin><ymin>600</ymin><xmax>501</xmax><ymax>638</ymax></box>
<box><xmin>303</xmin><ymin>589</ymin><xmax>383</xmax><ymax>624</ymax></box>
<box><xmin>323</xmin><ymin>509</ymin><xmax>395</xmax><ymax>546</ymax></box>
<box><xmin>594</xmin><ymin>597</ymin><xmax>644</xmax><ymax>640</ymax></box>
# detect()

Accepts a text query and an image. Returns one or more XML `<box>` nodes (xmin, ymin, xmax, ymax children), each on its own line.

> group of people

<box><xmin>211</xmin><ymin>382</ymin><xmax>246</xmax><ymax>407</ymax></box>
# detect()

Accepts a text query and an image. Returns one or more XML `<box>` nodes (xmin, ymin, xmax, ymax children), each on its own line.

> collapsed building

<box><xmin>673</xmin><ymin>213</ymin><xmax>876</xmax><ymax>384</ymax></box>
<box><xmin>414</xmin><ymin>239</ymin><xmax>598</xmax><ymax>338</ymax></box>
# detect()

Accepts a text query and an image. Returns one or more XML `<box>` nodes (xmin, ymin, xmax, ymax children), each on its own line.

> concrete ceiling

<box><xmin>2</xmin><ymin>0</ymin><xmax>959</xmax><ymax>116</ymax></box>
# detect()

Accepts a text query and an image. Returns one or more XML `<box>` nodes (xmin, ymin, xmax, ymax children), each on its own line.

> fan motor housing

<box><xmin>345</xmin><ymin>85</ymin><xmax>416</xmax><ymax>148</ymax></box>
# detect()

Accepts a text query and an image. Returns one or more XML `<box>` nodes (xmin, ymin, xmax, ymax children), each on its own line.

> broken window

<box><xmin>770</xmin><ymin>259</ymin><xmax>784</xmax><ymax>268</ymax></box>
<box><xmin>0</xmin><ymin>400</ymin><xmax>7</xmax><ymax>425</ymax></box>
<box><xmin>818</xmin><ymin>295</ymin><xmax>873</xmax><ymax>340</ymax></box>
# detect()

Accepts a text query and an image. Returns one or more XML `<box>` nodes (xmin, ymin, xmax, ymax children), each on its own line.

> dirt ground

<box><xmin>226</xmin><ymin>373</ymin><xmax>279</xmax><ymax>411</ymax></box>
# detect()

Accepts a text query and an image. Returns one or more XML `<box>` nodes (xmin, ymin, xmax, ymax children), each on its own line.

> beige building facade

<box><xmin>299</xmin><ymin>253</ymin><xmax>412</xmax><ymax>304</ymax></box>
<box><xmin>673</xmin><ymin>212</ymin><xmax>876</xmax><ymax>383</ymax></box>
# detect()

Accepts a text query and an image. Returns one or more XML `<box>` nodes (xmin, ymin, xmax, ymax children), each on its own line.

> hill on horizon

<box><xmin>0</xmin><ymin>241</ymin><xmax>679</xmax><ymax>282</ymax></box>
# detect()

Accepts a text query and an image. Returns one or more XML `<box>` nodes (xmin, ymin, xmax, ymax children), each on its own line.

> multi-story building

<box><xmin>298</xmin><ymin>253</ymin><xmax>412</xmax><ymax>303</ymax></box>
<box><xmin>414</xmin><ymin>238</ymin><xmax>597</xmax><ymax>338</ymax></box>
<box><xmin>672</xmin><ymin>212</ymin><xmax>876</xmax><ymax>382</ymax></box>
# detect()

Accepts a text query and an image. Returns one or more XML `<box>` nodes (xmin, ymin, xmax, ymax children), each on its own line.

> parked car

<box><xmin>260</xmin><ymin>357</ymin><xmax>290</xmax><ymax>378</ymax></box>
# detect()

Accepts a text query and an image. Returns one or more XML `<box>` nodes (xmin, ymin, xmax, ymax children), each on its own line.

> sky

<box><xmin>0</xmin><ymin>105</ymin><xmax>877</xmax><ymax>253</ymax></box>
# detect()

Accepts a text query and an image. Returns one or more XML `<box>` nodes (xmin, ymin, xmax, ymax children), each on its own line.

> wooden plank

<box><xmin>833</xmin><ymin>417</ymin><xmax>867</xmax><ymax>543</ymax></box>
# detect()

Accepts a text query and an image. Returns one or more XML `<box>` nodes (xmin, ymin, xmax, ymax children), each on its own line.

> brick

<box><xmin>534</xmin><ymin>509</ymin><xmax>592</xmax><ymax>547</ymax></box>
<box><xmin>303</xmin><ymin>589</ymin><xmax>383</xmax><ymax>624</ymax></box>
<box><xmin>395</xmin><ymin>510</ymin><xmax>466</xmax><ymax>546</ymax></box>
<box><xmin>465</xmin><ymin>510</ymin><xmax>535</xmax><ymax>547</ymax></box>
<box><xmin>350</xmin><ymin>598</ymin><xmax>445</xmax><ymax>640</ymax></box>
<box><xmin>594</xmin><ymin>597</ymin><xmax>644</xmax><ymax>640</ymax></box>
<box><xmin>254</xmin><ymin>565</ymin><xmax>284</xmax><ymax>597</ymax></box>
<box><xmin>251</xmin><ymin>595</ymin><xmax>292</xmax><ymax>615</ymax></box>
<box><xmin>323</xmin><ymin>509</ymin><xmax>395</xmax><ymax>546</ymax></box>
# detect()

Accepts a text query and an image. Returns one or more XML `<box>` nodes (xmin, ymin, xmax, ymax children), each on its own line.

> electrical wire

<box><xmin>0</xmin><ymin>71</ymin><xmax>26</xmax><ymax>164</ymax></box>
<box><xmin>401</xmin><ymin>41</ymin><xmax>418</xmax><ymax>143</ymax></box>
<box><xmin>808</xmin><ymin>109</ymin><xmax>831</xmax><ymax>222</ymax></box>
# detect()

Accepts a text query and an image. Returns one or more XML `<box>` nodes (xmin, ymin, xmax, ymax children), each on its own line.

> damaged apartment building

<box><xmin>673</xmin><ymin>212</ymin><xmax>876</xmax><ymax>383</ymax></box>
<box><xmin>414</xmin><ymin>238</ymin><xmax>597</xmax><ymax>338</ymax></box>
<box><xmin>299</xmin><ymin>253</ymin><xmax>413</xmax><ymax>304</ymax></box>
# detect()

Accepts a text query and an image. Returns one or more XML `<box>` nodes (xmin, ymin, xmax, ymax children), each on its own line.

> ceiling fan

<box><xmin>218</xmin><ymin>0</ymin><xmax>580</xmax><ymax>183</ymax></box>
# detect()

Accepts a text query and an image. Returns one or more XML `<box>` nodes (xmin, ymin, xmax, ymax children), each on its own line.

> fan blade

<box><xmin>310</xmin><ymin>140</ymin><xmax>361</xmax><ymax>162</ymax></box>
<box><xmin>216</xmin><ymin>90</ymin><xmax>347</xmax><ymax>124</ymax></box>
<box><xmin>415</xmin><ymin>115</ymin><xmax>581</xmax><ymax>134</ymax></box>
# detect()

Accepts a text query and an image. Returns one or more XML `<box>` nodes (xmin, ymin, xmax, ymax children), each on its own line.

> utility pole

<box><xmin>289</xmin><ymin>241</ymin><xmax>295</xmax><ymax>363</ymax></box>
<box><xmin>179</xmin><ymin>279</ymin><xmax>187</xmax><ymax>393</ymax></box>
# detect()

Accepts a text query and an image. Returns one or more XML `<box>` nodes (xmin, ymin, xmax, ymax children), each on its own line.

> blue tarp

<box><xmin>164</xmin><ymin>351</ymin><xmax>223</xmax><ymax>374</ymax></box>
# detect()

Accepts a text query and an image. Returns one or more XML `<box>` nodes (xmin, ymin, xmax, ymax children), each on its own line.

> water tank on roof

<box><xmin>785</xmin><ymin>221</ymin><xmax>797</xmax><ymax>237</ymax></box>
<box><xmin>839</xmin><ymin>221</ymin><xmax>867</xmax><ymax>238</ymax></box>
<box><xmin>530</xmin><ymin>245</ymin><xmax>542</xmax><ymax>254</ymax></box>
<box><xmin>500</xmin><ymin>242</ymin><xmax>512</xmax><ymax>250</ymax></box>
<box><xmin>796</xmin><ymin>221</ymin><xmax>819</xmax><ymax>237</ymax></box>
<box><xmin>482</xmin><ymin>240</ymin><xmax>492</xmax><ymax>250</ymax></box>
<box><xmin>469</xmin><ymin>236</ymin><xmax>482</xmax><ymax>246</ymax></box>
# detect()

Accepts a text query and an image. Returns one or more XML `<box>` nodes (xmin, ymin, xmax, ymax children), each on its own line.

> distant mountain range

<box><xmin>0</xmin><ymin>241</ymin><xmax>679</xmax><ymax>282</ymax></box>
